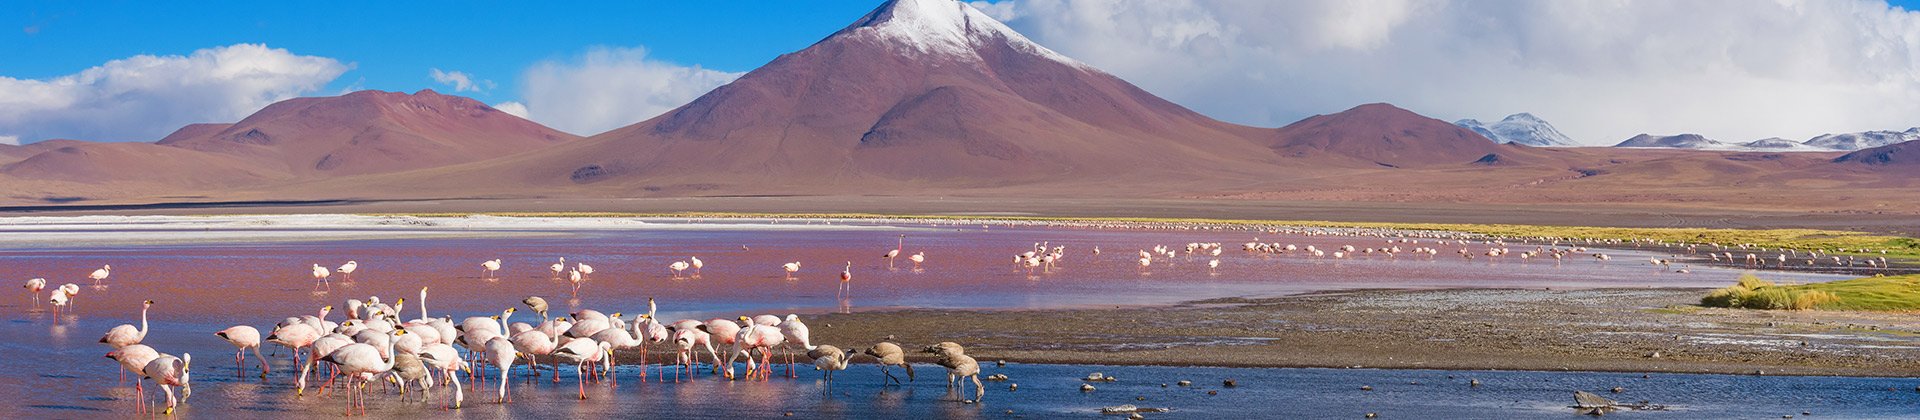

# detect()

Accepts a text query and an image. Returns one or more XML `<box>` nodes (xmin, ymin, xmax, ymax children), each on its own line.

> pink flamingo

<box><xmin>216</xmin><ymin>325</ymin><xmax>269</xmax><ymax>378</ymax></box>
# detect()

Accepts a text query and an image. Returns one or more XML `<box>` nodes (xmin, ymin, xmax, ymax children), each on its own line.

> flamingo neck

<box><xmin>419</xmin><ymin>290</ymin><xmax>428</xmax><ymax>320</ymax></box>
<box><xmin>138</xmin><ymin>305</ymin><xmax>149</xmax><ymax>337</ymax></box>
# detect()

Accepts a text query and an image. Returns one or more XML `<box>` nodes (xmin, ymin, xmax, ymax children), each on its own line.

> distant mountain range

<box><xmin>1612</xmin><ymin>129</ymin><xmax>1918</xmax><ymax>152</ymax></box>
<box><xmin>1</xmin><ymin>0</ymin><xmax>1914</xmax><ymax>213</ymax></box>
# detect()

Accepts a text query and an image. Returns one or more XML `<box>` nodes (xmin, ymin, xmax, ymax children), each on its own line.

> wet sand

<box><xmin>813</xmin><ymin>287</ymin><xmax>1920</xmax><ymax>377</ymax></box>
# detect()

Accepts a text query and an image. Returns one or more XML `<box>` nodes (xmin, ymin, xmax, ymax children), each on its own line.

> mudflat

<box><xmin>813</xmin><ymin>287</ymin><xmax>1920</xmax><ymax>377</ymax></box>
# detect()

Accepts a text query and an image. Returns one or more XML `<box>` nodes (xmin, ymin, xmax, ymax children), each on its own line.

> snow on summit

<box><xmin>832</xmin><ymin>0</ymin><xmax>1089</xmax><ymax>69</ymax></box>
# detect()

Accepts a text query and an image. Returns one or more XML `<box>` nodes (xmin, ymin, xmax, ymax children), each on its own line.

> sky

<box><xmin>4</xmin><ymin>0</ymin><xmax>1920</xmax><ymax>146</ymax></box>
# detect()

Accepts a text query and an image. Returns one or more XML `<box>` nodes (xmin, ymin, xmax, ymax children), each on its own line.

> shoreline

<box><xmin>809</xmin><ymin>287</ymin><xmax>1920</xmax><ymax>378</ymax></box>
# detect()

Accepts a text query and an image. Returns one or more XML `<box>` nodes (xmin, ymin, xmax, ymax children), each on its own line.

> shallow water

<box><xmin>0</xmin><ymin>216</ymin><xmax>1895</xmax><ymax>417</ymax></box>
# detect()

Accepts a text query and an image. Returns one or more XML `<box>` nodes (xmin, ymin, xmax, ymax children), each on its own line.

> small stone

<box><xmin>1129</xmin><ymin>414</ymin><xmax>1144</xmax><ymax>420</ymax></box>
<box><xmin>784</xmin><ymin>412</ymin><xmax>793</xmax><ymax>417</ymax></box>
<box><xmin>1207</xmin><ymin>390</ymin><xmax>1218</xmax><ymax>395</ymax></box>
<box><xmin>997</xmin><ymin>360</ymin><xmax>1006</xmax><ymax>367</ymax></box>
<box><xmin>1177</xmin><ymin>380</ymin><xmax>1192</xmax><ymax>387</ymax></box>
<box><xmin>1006</xmin><ymin>410</ymin><xmax>1014</xmax><ymax>414</ymax></box>
<box><xmin>1360</xmin><ymin>385</ymin><xmax>1373</xmax><ymax>391</ymax></box>
<box><xmin>1224</xmin><ymin>379</ymin><xmax>1238</xmax><ymax>388</ymax></box>
<box><xmin>1136</xmin><ymin>396</ymin><xmax>1146</xmax><ymax>401</ymax></box>
<box><xmin>1611</xmin><ymin>387</ymin><xmax>1624</xmax><ymax>393</ymax></box>
<box><xmin>1082</xmin><ymin>384</ymin><xmax>1096</xmax><ymax>392</ymax></box>
<box><xmin>1010</xmin><ymin>383</ymin><xmax>1018</xmax><ymax>391</ymax></box>
<box><xmin>1160</xmin><ymin>383</ymin><xmax>1168</xmax><ymax>387</ymax></box>
<box><xmin>964</xmin><ymin>399</ymin><xmax>977</xmax><ymax>405</ymax></box>
<box><xmin>1366</xmin><ymin>414</ymin><xmax>1378</xmax><ymax>419</ymax></box>
<box><xmin>1783</xmin><ymin>415</ymin><xmax>1793</xmax><ymax>419</ymax></box>
<box><xmin>1469</xmin><ymin>379</ymin><xmax>1481</xmax><ymax>387</ymax></box>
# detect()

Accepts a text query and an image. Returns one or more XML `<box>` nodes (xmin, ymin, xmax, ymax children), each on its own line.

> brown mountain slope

<box><xmin>1270</xmin><ymin>103</ymin><xmax>1514</xmax><ymax>168</ymax></box>
<box><xmin>157</xmin><ymin>89</ymin><xmax>578</xmax><ymax>178</ymax></box>
<box><xmin>413</xmin><ymin>0</ymin><xmax>1278</xmax><ymax>195</ymax></box>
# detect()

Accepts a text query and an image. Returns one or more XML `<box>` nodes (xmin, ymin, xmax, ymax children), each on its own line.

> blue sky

<box><xmin>5</xmin><ymin>0</ymin><xmax>1920</xmax><ymax>145</ymax></box>
<box><xmin>3</xmin><ymin>1</ymin><xmax>886</xmax><ymax>101</ymax></box>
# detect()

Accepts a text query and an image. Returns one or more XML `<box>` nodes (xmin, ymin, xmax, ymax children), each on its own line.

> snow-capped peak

<box><xmin>833</xmin><ymin>0</ymin><xmax>1089</xmax><ymax>69</ymax></box>
<box><xmin>1453</xmin><ymin>112</ymin><xmax>1576</xmax><ymax>146</ymax></box>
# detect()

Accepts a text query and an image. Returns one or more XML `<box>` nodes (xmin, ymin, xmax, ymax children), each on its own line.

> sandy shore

<box><xmin>809</xmin><ymin>288</ymin><xmax>1920</xmax><ymax>377</ymax></box>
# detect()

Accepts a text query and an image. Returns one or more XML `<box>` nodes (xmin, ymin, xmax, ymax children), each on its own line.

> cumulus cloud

<box><xmin>429</xmin><ymin>68</ymin><xmax>493</xmax><ymax>93</ymax></box>
<box><xmin>0</xmin><ymin>44</ymin><xmax>349</xmax><ymax>143</ymax></box>
<box><xmin>511</xmin><ymin>46</ymin><xmax>742</xmax><ymax>136</ymax></box>
<box><xmin>0</xmin><ymin>135</ymin><xmax>18</xmax><ymax>146</ymax></box>
<box><xmin>992</xmin><ymin>0</ymin><xmax>1920</xmax><ymax>145</ymax></box>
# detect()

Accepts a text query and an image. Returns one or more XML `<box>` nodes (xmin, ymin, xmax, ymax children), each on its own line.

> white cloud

<box><xmin>0</xmin><ymin>135</ymin><xmax>18</xmax><ymax>146</ymax></box>
<box><xmin>492</xmin><ymin>101</ymin><xmax>530</xmax><ymax>119</ymax></box>
<box><xmin>0</xmin><ymin>44</ymin><xmax>349</xmax><ymax>143</ymax></box>
<box><xmin>429</xmin><ymin>68</ymin><xmax>494</xmax><ymax>93</ymax></box>
<box><xmin>992</xmin><ymin>0</ymin><xmax>1920</xmax><ymax>145</ymax></box>
<box><xmin>511</xmin><ymin>46</ymin><xmax>742</xmax><ymax>136</ymax></box>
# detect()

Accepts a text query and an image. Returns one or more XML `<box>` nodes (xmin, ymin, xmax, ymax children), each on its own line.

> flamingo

<box><xmin>884</xmin><ymin>234</ymin><xmax>904</xmax><ymax>269</ymax></box>
<box><xmin>567</xmin><ymin>269</ymin><xmax>584</xmax><ymax>296</ymax></box>
<box><xmin>809</xmin><ymin>345</ymin><xmax>850</xmax><ymax>388</ymax></box>
<box><xmin>523</xmin><ymin>296</ymin><xmax>550</xmax><ymax>322</ymax></box>
<box><xmin>669</xmin><ymin>327</ymin><xmax>712</xmax><ymax>382</ymax></box>
<box><xmin>590</xmin><ymin>315</ymin><xmax>643</xmax><ymax>384</ymax></box>
<box><xmin>510</xmin><ymin>324</ymin><xmax>562</xmax><ymax>381</ymax></box>
<box><xmin>49</xmin><ymin>286</ymin><xmax>72</xmax><ymax>317</ymax></box>
<box><xmin>550</xmin><ymin>258</ymin><xmax>566</xmax><ymax>277</ymax></box>
<box><xmin>1208</xmin><ymin>259</ymin><xmax>1220</xmax><ymax>274</ymax></box>
<box><xmin>729</xmin><ymin>316</ymin><xmax>785</xmax><ymax>381</ymax></box>
<box><xmin>702</xmin><ymin>318</ymin><xmax>742</xmax><ymax>373</ymax></box>
<box><xmin>689</xmin><ymin>256</ymin><xmax>704</xmax><ymax>276</ymax></box>
<box><xmin>310</xmin><ymin>264</ymin><xmax>331</xmax><ymax>292</ymax></box>
<box><xmin>923</xmin><ymin>343</ymin><xmax>983</xmax><ymax>402</ymax></box>
<box><xmin>576</xmin><ymin>263</ymin><xmax>594</xmax><ymax>277</ymax></box>
<box><xmin>863</xmin><ymin>342</ymin><xmax>914</xmax><ymax>386</ymax></box>
<box><xmin>417</xmin><ymin>343</ymin><xmax>469</xmax><ymax>409</ymax></box>
<box><xmin>141</xmin><ymin>353</ymin><xmax>191</xmax><ymax>415</ymax></box>
<box><xmin>216</xmin><ymin>325</ymin><xmax>269</xmax><ymax>377</ymax></box>
<box><xmin>482</xmin><ymin>336</ymin><xmax>516</xmax><ymax>403</ymax></box>
<box><xmin>783</xmin><ymin>262</ymin><xmax>800</xmax><ymax>280</ymax></box>
<box><xmin>481</xmin><ymin>259</ymin><xmax>501</xmax><ymax>279</ymax></box>
<box><xmin>669</xmin><ymin>261</ymin><xmax>690</xmax><ymax>278</ymax></box>
<box><xmin>101</xmin><ymin>300</ymin><xmax>155</xmax><ymax>349</ymax></box>
<box><xmin>89</xmin><ymin>264</ymin><xmax>111</xmax><ymax>285</ymax></box>
<box><xmin>909</xmin><ymin>252</ymin><xmax>925</xmax><ymax>270</ymax></box>
<box><xmin>23</xmin><ymin>278</ymin><xmax>45</xmax><ymax>307</ymax></box>
<box><xmin>321</xmin><ymin>331</ymin><xmax>400</xmax><ymax>415</ymax></box>
<box><xmin>838</xmin><ymin>262</ymin><xmax>852</xmax><ymax>298</ymax></box>
<box><xmin>336</xmin><ymin>261</ymin><xmax>357</xmax><ymax>281</ymax></box>
<box><xmin>105</xmin><ymin>344</ymin><xmax>160</xmax><ymax>412</ymax></box>
<box><xmin>552</xmin><ymin>338</ymin><xmax>611</xmax><ymax>399</ymax></box>
<box><xmin>265</xmin><ymin>323</ymin><xmax>321</xmax><ymax>392</ymax></box>
<box><xmin>637</xmin><ymin>301</ymin><xmax>670</xmax><ymax>381</ymax></box>
<box><xmin>777</xmin><ymin>314</ymin><xmax>815</xmax><ymax>377</ymax></box>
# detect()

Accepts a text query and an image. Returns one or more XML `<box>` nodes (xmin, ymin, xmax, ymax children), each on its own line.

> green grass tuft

<box><xmin>1701</xmin><ymin>274</ymin><xmax>1920</xmax><ymax>311</ymax></box>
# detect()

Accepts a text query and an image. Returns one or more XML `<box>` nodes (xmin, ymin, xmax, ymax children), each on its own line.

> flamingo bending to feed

<box><xmin>417</xmin><ymin>343</ymin><xmax>470</xmax><ymax>409</ymax></box>
<box><xmin>320</xmin><ymin>330</ymin><xmax>400</xmax><ymax>415</ymax></box>
<box><xmin>809</xmin><ymin>345</ymin><xmax>851</xmax><ymax>388</ymax></box>
<box><xmin>778</xmin><ymin>314</ymin><xmax>815</xmax><ymax>377</ymax></box>
<box><xmin>689</xmin><ymin>256</ymin><xmax>704</xmax><ymax>276</ymax></box>
<box><xmin>782</xmin><ymin>262</ymin><xmax>800</xmax><ymax>280</ymax></box>
<box><xmin>924</xmin><ymin>342</ymin><xmax>983</xmax><ymax>402</ymax></box>
<box><xmin>909</xmin><ymin>252</ymin><xmax>925</xmax><ymax>270</ymax></box>
<box><xmin>522</xmin><ymin>296</ymin><xmax>550</xmax><ymax>322</ymax></box>
<box><xmin>89</xmin><ymin>264</ymin><xmax>111</xmax><ymax>285</ymax></box>
<box><xmin>669</xmin><ymin>261</ymin><xmax>690</xmax><ymax>278</ymax></box>
<box><xmin>101</xmin><ymin>300</ymin><xmax>155</xmax><ymax>348</ymax></box>
<box><xmin>552</xmin><ymin>338</ymin><xmax>611</xmax><ymax>399</ymax></box>
<box><xmin>336</xmin><ymin>261</ymin><xmax>357</xmax><ymax>281</ymax></box>
<box><xmin>50</xmin><ymin>284</ymin><xmax>78</xmax><ymax>316</ymax></box>
<box><xmin>481</xmin><ymin>259</ymin><xmax>501</xmax><ymax>279</ymax></box>
<box><xmin>576</xmin><ymin>263</ymin><xmax>594</xmax><ymax>277</ymax></box>
<box><xmin>483</xmin><ymin>336</ymin><xmax>516</xmax><ymax>403</ymax></box>
<box><xmin>105</xmin><ymin>344</ymin><xmax>160</xmax><ymax>412</ymax></box>
<box><xmin>142</xmin><ymin>353</ymin><xmax>191</xmax><ymax>414</ymax></box>
<box><xmin>567</xmin><ymin>269</ymin><xmax>584</xmax><ymax>296</ymax></box>
<box><xmin>863</xmin><ymin>342</ymin><xmax>915</xmax><ymax>386</ymax></box>
<box><xmin>216</xmin><ymin>325</ymin><xmax>269</xmax><ymax>377</ymax></box>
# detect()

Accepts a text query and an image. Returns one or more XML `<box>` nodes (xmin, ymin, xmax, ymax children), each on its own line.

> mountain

<box><xmin>1803</xmin><ymin>128</ymin><xmax>1920</xmax><ymax>151</ymax></box>
<box><xmin>1741</xmin><ymin>137</ymin><xmax>1837</xmax><ymax>152</ymax></box>
<box><xmin>1272</xmin><ymin>103</ymin><xmax>1511</xmax><ymax>168</ymax></box>
<box><xmin>1453</xmin><ymin>113</ymin><xmax>1576</xmax><ymax>146</ymax></box>
<box><xmin>155</xmin><ymin>89</ymin><xmax>578</xmax><ymax>177</ymax></box>
<box><xmin>435</xmin><ymin>0</ymin><xmax>1278</xmax><ymax>194</ymax></box>
<box><xmin>1833</xmin><ymin>140</ymin><xmax>1918</xmax><ymax>167</ymax></box>
<box><xmin>1613</xmin><ymin>133</ymin><xmax>1735</xmax><ymax>150</ymax></box>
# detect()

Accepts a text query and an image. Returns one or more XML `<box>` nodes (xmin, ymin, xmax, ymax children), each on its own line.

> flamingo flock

<box><xmin>11</xmin><ymin>220</ymin><xmax>1905</xmax><ymax>416</ymax></box>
